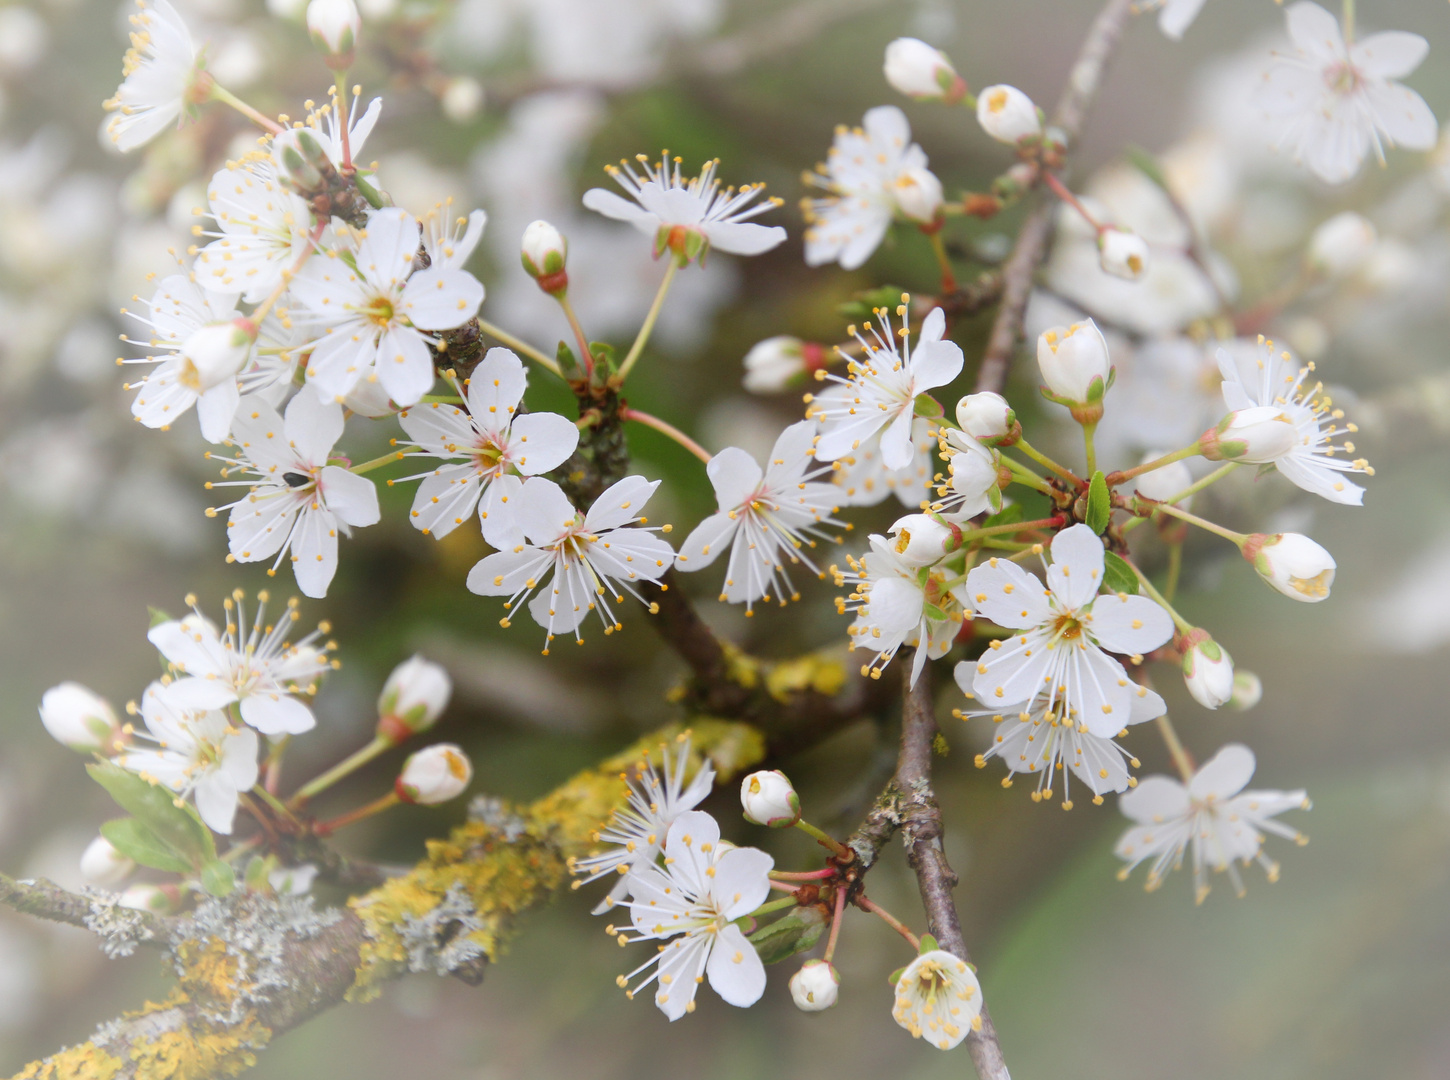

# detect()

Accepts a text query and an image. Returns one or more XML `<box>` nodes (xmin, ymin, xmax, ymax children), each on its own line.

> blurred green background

<box><xmin>2</xmin><ymin>0</ymin><xmax>1449</xmax><ymax>1077</ymax></box>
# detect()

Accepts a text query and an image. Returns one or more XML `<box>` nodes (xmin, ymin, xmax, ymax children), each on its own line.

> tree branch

<box><xmin>974</xmin><ymin>0</ymin><xmax>1139</xmax><ymax>394</ymax></box>
<box><xmin>897</xmin><ymin>662</ymin><xmax>1011</xmax><ymax>1080</ymax></box>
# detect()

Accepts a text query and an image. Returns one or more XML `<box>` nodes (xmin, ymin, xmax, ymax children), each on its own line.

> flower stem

<box><xmin>333</xmin><ymin>72</ymin><xmax>352</xmax><ymax>171</ymax></box>
<box><xmin>1342</xmin><ymin>0</ymin><xmax>1355</xmax><ymax>44</ymax></box>
<box><xmin>251</xmin><ymin>784</ymin><xmax>303</xmax><ymax>828</ymax></box>
<box><xmin>1121</xmin><ymin>462</ymin><xmax>1239</xmax><ymax>533</ymax></box>
<box><xmin>793</xmin><ymin>818</ymin><xmax>852</xmax><ymax>860</ymax></box>
<box><xmin>1042</xmin><ymin>171</ymin><xmax>1104</xmax><ymax>233</ymax></box>
<box><xmin>1002</xmin><ymin>454</ymin><xmax>1053</xmax><ymax>494</ymax></box>
<box><xmin>746</xmin><ymin>895</ymin><xmax>802</xmax><ymax>920</ymax></box>
<box><xmin>856</xmin><ymin>895</ymin><xmax>919</xmax><ymax>951</ymax></box>
<box><xmin>959</xmin><ymin>515</ymin><xmax>1064</xmax><ymax>546</ymax></box>
<box><xmin>475</xmin><ymin>318</ymin><xmax>563</xmax><ymax>377</ymax></box>
<box><xmin>1013</xmin><ymin>436</ymin><xmax>1083</xmax><ymax>487</ymax></box>
<box><xmin>557</xmin><ymin>293</ymin><xmax>594</xmax><ymax>380</ymax></box>
<box><xmin>1082</xmin><ymin>419</ymin><xmax>1098</xmax><ymax>477</ymax></box>
<box><xmin>1150</xmin><ymin>501</ymin><xmax>1248</xmax><ymax>547</ymax></box>
<box><xmin>926</xmin><ymin>229</ymin><xmax>957</xmax><ymax>293</ymax></box>
<box><xmin>822</xmin><ymin>882</ymin><xmax>849</xmax><ymax>964</ymax></box>
<box><xmin>1106</xmin><ymin>442</ymin><xmax>1203</xmax><ymax>486</ymax></box>
<box><xmin>290</xmin><ymin>734</ymin><xmax>392</xmax><ymax>807</ymax></box>
<box><xmin>616</xmin><ymin>258</ymin><xmax>678</xmax><ymax>382</ymax></box>
<box><xmin>769</xmin><ymin>868</ymin><xmax>838</xmax><ymax>882</ymax></box>
<box><xmin>1164</xmin><ymin>540</ymin><xmax>1183</xmax><ymax>603</ymax></box>
<box><xmin>209</xmin><ymin>83</ymin><xmax>283</xmax><ymax>134</ymax></box>
<box><xmin>349</xmin><ymin>450</ymin><xmax>404</xmax><ymax>475</ymax></box>
<box><xmin>620</xmin><ymin>407</ymin><xmax>712</xmax><ymax>464</ymax></box>
<box><xmin>1155</xmin><ymin>713</ymin><xmax>1197</xmax><ymax>784</ymax></box>
<box><xmin>1126</xmin><ymin>559</ymin><xmax>1195</xmax><ymax>635</ymax></box>
<box><xmin>314</xmin><ymin>790</ymin><xmax>400</xmax><ymax>836</ymax></box>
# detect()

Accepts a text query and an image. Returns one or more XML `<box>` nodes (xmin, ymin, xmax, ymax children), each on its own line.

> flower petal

<box><xmin>1188</xmin><ymin>743</ymin><xmax>1256</xmax><ymax>803</ymax></box>
<box><xmin>1047</xmin><ymin>524</ymin><xmax>1106</xmax><ymax>611</ymax></box>
<box><xmin>706</xmin><ymin>922</ymin><xmax>767</xmax><ymax>1008</ymax></box>
<box><xmin>1086</xmin><ymin>593</ymin><xmax>1174</xmax><ymax>655</ymax></box>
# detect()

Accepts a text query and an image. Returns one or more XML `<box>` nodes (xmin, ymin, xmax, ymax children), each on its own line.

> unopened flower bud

<box><xmin>1307</xmin><ymin>211</ymin><xmax>1375</xmax><ymax>277</ymax></box>
<box><xmin>789</xmin><ymin>958</ymin><xmax>840</xmax><ymax>1011</ymax></box>
<box><xmin>883</xmin><ymin>37</ymin><xmax>964</xmax><ymax>102</ymax></box>
<box><xmin>39</xmin><ymin>682</ymin><xmax>122</xmax><ymax>753</ymax></box>
<box><xmin>180</xmin><ymin>319</ymin><xmax>255</xmax><ymax>392</ymax></box>
<box><xmin>272</xmin><ymin>127</ymin><xmax>329</xmax><ymax>192</ymax></box>
<box><xmin>1243</xmin><ymin>532</ymin><xmax>1335</xmax><ymax>603</ymax></box>
<box><xmin>888</xmin><ymin>513</ymin><xmax>957</xmax><ymax>567</ymax></box>
<box><xmin>1037</xmin><ymin>320</ymin><xmax>1110</xmax><ymax>403</ymax></box>
<box><xmin>1178</xmin><ymin>629</ymin><xmax>1234</xmax><ymax>709</ymax></box>
<box><xmin>740</xmin><ymin>769</ymin><xmax>800</xmax><ymax>827</ymax></box>
<box><xmin>80</xmin><ymin>836</ymin><xmax>135</xmax><ymax>887</ymax></box>
<box><xmin>376</xmin><ymin>654</ymin><xmax>452</xmax><ymax>743</ymax></box>
<box><xmin>1201</xmin><ymin>406</ymin><xmax>1298</xmax><ymax>463</ymax></box>
<box><xmin>306</xmin><ymin>0</ymin><xmax>360</xmax><ymax>67</ymax></box>
<box><xmin>1227</xmin><ymin>670</ymin><xmax>1262</xmax><ymax>711</ymax></box>
<box><xmin>893</xmin><ymin>166</ymin><xmax>944</xmax><ymax>223</ymax></box>
<box><xmin>396</xmin><ymin>743</ymin><xmax>472</xmax><ymax>804</ymax></box>
<box><xmin>744</xmin><ymin>336</ymin><xmax>826</xmax><ymax>393</ymax></box>
<box><xmin>955</xmin><ymin>391</ymin><xmax>1015</xmax><ymax>441</ymax></box>
<box><xmin>1098</xmin><ymin>228</ymin><xmax>1150</xmax><ymax>280</ymax></box>
<box><xmin>1133</xmin><ymin>453</ymin><xmax>1193</xmax><ymax>505</ymax></box>
<box><xmin>119</xmin><ymin>883</ymin><xmax>180</xmax><ymax>914</ymax></box>
<box><xmin>976</xmin><ymin>84</ymin><xmax>1042</xmax><ymax>144</ymax></box>
<box><xmin>440</xmin><ymin>75</ymin><xmax>483</xmax><ymax>123</ymax></box>
<box><xmin>521</xmin><ymin>220</ymin><xmax>568</xmax><ymax>295</ymax></box>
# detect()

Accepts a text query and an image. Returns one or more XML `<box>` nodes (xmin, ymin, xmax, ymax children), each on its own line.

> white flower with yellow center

<box><xmin>614</xmin><ymin>810</ymin><xmax>773</xmax><ymax>1021</ymax></box>
<box><xmin>148</xmin><ymin>590</ymin><xmax>334</xmax><ymax>736</ymax></box>
<box><xmin>103</xmin><ymin>0</ymin><xmax>206</xmax><ymax>152</ymax></box>
<box><xmin>1216</xmin><ymin>336</ymin><xmax>1371</xmax><ymax>505</ymax></box>
<box><xmin>570</xmin><ymin>735</ymin><xmax>716</xmax><ymax>914</ymax></box>
<box><xmin>194</xmin><ymin>155</ymin><xmax>315</xmax><ymax>302</ymax></box>
<box><xmin>824</xmin><ymin>412</ymin><xmax>938</xmax><ymax>509</ymax></box>
<box><xmin>1115</xmin><ymin>743</ymin><xmax>1310</xmax><ymax>903</ymax></box>
<box><xmin>891</xmin><ymin>948</ymin><xmax>983</xmax><ymax>1050</ymax></box>
<box><xmin>675</xmin><ymin>421</ymin><xmax>844</xmax><ymax>612</ymax></box>
<box><xmin>114</xmin><ymin>681</ymin><xmax>259</xmax><ymax>835</ymax></box>
<box><xmin>465</xmin><ymin>476</ymin><xmax>675</xmax><ymax>652</ymax></box>
<box><xmin>965</xmin><ymin>525</ymin><xmax>1174</xmax><ymax>738</ymax></box>
<box><xmin>289</xmin><ymin>207</ymin><xmax>485</xmax><ymax>407</ymax></box>
<box><xmin>395</xmin><ymin>347</ymin><xmax>579</xmax><ymax>547</ymax></box>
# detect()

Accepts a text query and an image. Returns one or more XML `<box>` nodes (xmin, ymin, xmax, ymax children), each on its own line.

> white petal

<box><xmin>320</xmin><ymin>465</ymin><xmax>381</xmax><ymax>527</ymax></box>
<box><xmin>478</xmin><ymin>472</ymin><xmax>527</xmax><ymax>549</ymax></box>
<box><xmin>285</xmin><ymin>390</ymin><xmax>345</xmax><ymax>466</ymax></box>
<box><xmin>1118</xmin><ymin>773</ymin><xmax>1190</xmax><ymax>824</ymax></box>
<box><xmin>196</xmin><ymin>381</ymin><xmax>240</xmax><ymax>443</ymax></box>
<box><xmin>410</xmin><ymin>464</ymin><xmax>483</xmax><ymax>539</ymax></box>
<box><xmin>515</xmin><ymin>478</ymin><xmax>579</xmax><ymax>544</ymax></box>
<box><xmin>466</xmin><ymin>347</ymin><xmax>527</xmax><ymax>428</ymax></box>
<box><xmin>585</xmin><ymin>475</ymin><xmax>660</xmax><ymax>532</ymax></box>
<box><xmin>713</xmin><ymin>846</ymin><xmax>774</xmax><ymax>921</ymax></box>
<box><xmin>374</xmin><ymin>326</ymin><xmax>436</xmax><ymax>408</ymax></box>
<box><xmin>703</xmin><ymin>221</ymin><xmax>787</xmax><ymax>256</ymax></box>
<box><xmin>965</xmin><ymin>559</ymin><xmax>1051</xmax><ymax>629</ymax></box>
<box><xmin>1086</xmin><ymin>593</ymin><xmax>1174</xmax><ymax>655</ymax></box>
<box><xmin>1350</xmin><ymin>30</ymin><xmax>1428</xmax><ymax>79</ymax></box>
<box><xmin>194</xmin><ymin>774</ymin><xmax>241</xmax><ymax>834</ymax></box>
<box><xmin>1188</xmin><ymin>743</ymin><xmax>1256</xmax><ymax>803</ymax></box>
<box><xmin>707</xmin><ymin>447</ymin><xmax>764</xmax><ymax>509</ymax></box>
<box><xmin>508</xmin><ymin>412</ymin><xmax>579</xmax><ymax>476</ymax></box>
<box><xmin>706</xmin><ymin>922</ymin><xmax>767</xmax><ymax>1008</ymax></box>
<box><xmin>290</xmin><ymin>507</ymin><xmax>340</xmax><ymax>598</ymax></box>
<box><xmin>582</xmin><ymin>188</ymin><xmax>657</xmax><ymax>232</ymax></box>
<box><xmin>1047</xmin><ymin>524</ymin><xmax>1106</xmax><ymax>611</ymax></box>
<box><xmin>400</xmin><ymin>267</ymin><xmax>484</xmax><ymax>331</ymax></box>
<box><xmin>675</xmin><ymin>512</ymin><xmax>738</xmax><ymax>572</ymax></box>
<box><xmin>239</xmin><ymin>693</ymin><xmax>317</xmax><ymax>736</ymax></box>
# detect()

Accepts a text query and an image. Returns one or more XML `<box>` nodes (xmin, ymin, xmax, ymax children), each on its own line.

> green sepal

<box><xmin>922</xmin><ymin>601</ymin><xmax>949</xmax><ymax>623</ymax></box>
<box><xmin>147</xmin><ymin>606</ymin><xmax>173</xmax><ymax>628</ymax></box>
<box><xmin>589</xmin><ymin>341</ymin><xmax>618</xmax><ymax>376</ymax></box>
<box><xmin>918</xmin><ymin>933</ymin><xmax>940</xmax><ymax>955</ymax></box>
<box><xmin>353</xmin><ymin>173</ymin><xmax>386</xmax><ymax>211</ymax></box>
<box><xmin>747</xmin><ymin>905</ymin><xmax>827</xmax><ymax>965</ymax></box>
<box><xmin>913</xmin><ymin>393</ymin><xmax>944</xmax><ymax>420</ymax></box>
<box><xmin>100</xmin><ymin>817</ymin><xmax>194</xmax><ymax>874</ymax></box>
<box><xmin>1085</xmin><ymin>471</ymin><xmax>1111</xmax><ymax>534</ymax></box>
<box><xmin>200</xmin><ymin>859</ymin><xmax>236</xmax><ymax>898</ymax></box>
<box><xmin>1255</xmin><ymin>462</ymin><xmax>1277</xmax><ymax>479</ymax></box>
<box><xmin>87</xmin><ymin>762</ymin><xmax>217</xmax><ymax>870</ymax></box>
<box><xmin>1102</xmin><ymin>551</ymin><xmax>1139</xmax><ymax>595</ymax></box>
<box><xmin>887</xmin><ymin>964</ymin><xmax>908</xmax><ymax>987</ymax></box>
<box><xmin>556</xmin><ymin>340</ymin><xmax>584</xmax><ymax>381</ymax></box>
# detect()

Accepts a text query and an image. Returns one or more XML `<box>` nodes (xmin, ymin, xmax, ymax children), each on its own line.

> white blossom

<box><xmin>466</xmin><ymin>476</ymin><xmax>674</xmax><ymax>650</ymax></box>
<box><xmin>615</xmin><ymin>811</ymin><xmax>773</xmax><ymax>1020</ymax></box>
<box><xmin>582</xmin><ymin>153</ymin><xmax>786</xmax><ymax>261</ymax></box>
<box><xmin>570</xmin><ymin>735</ymin><xmax>716</xmax><ymax>914</ymax></box>
<box><xmin>674</xmin><ymin>421</ymin><xmax>843</xmax><ymax>612</ymax></box>
<box><xmin>147</xmin><ymin>590</ymin><xmax>333</xmax><ymax>736</ymax></box>
<box><xmin>80</xmin><ymin>836</ymin><xmax>135</xmax><ymax>887</ymax></box>
<box><xmin>289</xmin><ymin>207</ymin><xmax>484</xmax><ymax>406</ymax></box>
<box><xmin>1115</xmin><ymin>743</ymin><xmax>1309</xmax><ymax>902</ymax></box>
<box><xmin>789</xmin><ymin>959</ymin><xmax>839</xmax><ymax>1011</ymax></box>
<box><xmin>1307</xmin><ymin>211</ymin><xmax>1375</xmax><ymax>276</ymax></box>
<box><xmin>823</xmin><ymin>412</ymin><xmax>938</xmax><ymax>509</ymax></box>
<box><xmin>739</xmin><ymin>770</ymin><xmax>800</xmax><ymax>828</ymax></box>
<box><xmin>931</xmin><ymin>431</ymin><xmax>1001</xmax><ymax>523</ymax></box>
<box><xmin>955</xmin><ymin>391</ymin><xmax>1014</xmax><ymax>441</ymax></box>
<box><xmin>395</xmin><ymin>348</ymin><xmax>579</xmax><ymax>546</ymax></box>
<box><xmin>1201</xmin><ymin>406</ymin><xmax>1300</xmax><ymax>463</ymax></box>
<box><xmin>1244</xmin><ymin>531</ymin><xmax>1336</xmax><ymax>602</ymax></box>
<box><xmin>1180</xmin><ymin>631</ymin><xmax>1234</xmax><ymax>709</ymax></box>
<box><xmin>115</xmin><ymin>681</ymin><xmax>260</xmax><ymax>835</ymax></box>
<box><xmin>1036</xmin><ymin>319</ymin><xmax>1111</xmax><ymax>403</ymax></box>
<box><xmin>810</xmin><ymin>304</ymin><xmax>963</xmax><ymax>470</ymax></box>
<box><xmin>885</xmin><ymin>513</ymin><xmax>957</xmax><ymax>569</ymax></box>
<box><xmin>965</xmin><ymin>525</ymin><xmax>1174</xmax><ymax>738</ymax></box>
<box><xmin>803</xmin><ymin>106</ymin><xmax>941</xmax><ymax>269</ymax></box>
<box><xmin>208</xmin><ymin>392</ymin><xmax>381</xmax><ymax>598</ymax></box>
<box><xmin>421</xmin><ymin>202</ymin><xmax>488</xmax><ymax>271</ymax></box>
<box><xmin>306</xmin><ymin>0</ymin><xmax>360</xmax><ymax>62</ymax></box>
<box><xmin>396</xmin><ymin>743</ymin><xmax>472</xmax><ymax>804</ymax></box>
<box><xmin>743</xmin><ymin>336</ymin><xmax>815</xmax><ymax>393</ymax></box>
<box><xmin>892</xmin><ymin>949</ymin><xmax>983</xmax><ymax>1050</ymax></box>
<box><xmin>520</xmin><ymin>219</ymin><xmax>567</xmax><ymax>282</ymax></box>
<box><xmin>1098</xmin><ymin>228</ymin><xmax>1150</xmax><ymax>280</ymax></box>
<box><xmin>883</xmin><ymin>37</ymin><xmax>962</xmax><ymax>101</ymax></box>
<box><xmin>103</xmin><ymin>0</ymin><xmax>204</xmax><ymax>152</ymax></box>
<box><xmin>194</xmin><ymin>155</ymin><xmax>315</xmax><ymax>302</ymax></box>
<box><xmin>976</xmin><ymin>85</ymin><xmax>1041</xmax><ymax>145</ymax></box>
<box><xmin>1255</xmin><ymin>1</ymin><xmax>1437</xmax><ymax>184</ymax></box>
<box><xmin>377</xmin><ymin>655</ymin><xmax>452</xmax><ymax>734</ymax></box>
<box><xmin>1217</xmin><ymin>337</ymin><xmax>1371</xmax><ymax>504</ymax></box>
<box><xmin>39</xmin><ymin>682</ymin><xmax>122</xmax><ymax>754</ymax></box>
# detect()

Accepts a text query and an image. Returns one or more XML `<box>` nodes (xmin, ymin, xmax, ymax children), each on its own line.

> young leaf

<box><xmin>200</xmin><ymin>859</ymin><xmax>236</xmax><ymax>898</ymax></box>
<box><xmin>746</xmin><ymin>906</ymin><xmax>827</xmax><ymax>965</ymax></box>
<box><xmin>100</xmin><ymin>817</ymin><xmax>193</xmax><ymax>874</ymax></box>
<box><xmin>1103</xmin><ymin>551</ymin><xmax>1140</xmax><ymax>595</ymax></box>
<box><xmin>1086</xmin><ymin>470</ymin><xmax>1111</xmax><ymax>534</ymax></box>
<box><xmin>87</xmin><ymin>763</ymin><xmax>216</xmax><ymax>870</ymax></box>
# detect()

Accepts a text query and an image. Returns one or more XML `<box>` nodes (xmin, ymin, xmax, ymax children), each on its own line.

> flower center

<box><xmin>1326</xmin><ymin>61</ymin><xmax>1363</xmax><ymax>96</ymax></box>
<box><xmin>1289</xmin><ymin>570</ymin><xmax>1332</xmax><ymax>598</ymax></box>
<box><xmin>1051</xmin><ymin>613</ymin><xmax>1084</xmax><ymax>642</ymax></box>
<box><xmin>363</xmin><ymin>296</ymin><xmax>395</xmax><ymax>328</ymax></box>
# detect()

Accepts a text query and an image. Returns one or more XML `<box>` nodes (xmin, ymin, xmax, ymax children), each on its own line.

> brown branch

<box><xmin>974</xmin><ymin>0</ymin><xmax>1139</xmax><ymax>394</ymax></box>
<box><xmin>0</xmin><ymin>872</ymin><xmax>167</xmax><ymax>946</ymax></box>
<box><xmin>897</xmin><ymin>661</ymin><xmax>1011</xmax><ymax>1080</ymax></box>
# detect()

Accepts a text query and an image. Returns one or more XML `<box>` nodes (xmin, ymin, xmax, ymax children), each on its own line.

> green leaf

<box><xmin>200</xmin><ymin>859</ymin><xmax>236</xmax><ymax>898</ymax></box>
<box><xmin>747</xmin><ymin>906</ymin><xmax>827</xmax><ymax>965</ymax></box>
<box><xmin>1086</xmin><ymin>471</ymin><xmax>1111</xmax><ymax>535</ymax></box>
<box><xmin>87</xmin><ymin>763</ymin><xmax>216</xmax><ymax>870</ymax></box>
<box><xmin>147</xmin><ymin>606</ymin><xmax>174</xmax><ymax>628</ymax></box>
<box><xmin>912</xmin><ymin>393</ymin><xmax>944</xmax><ymax>420</ymax></box>
<box><xmin>555</xmin><ymin>340</ymin><xmax>580</xmax><ymax>378</ymax></box>
<box><xmin>588</xmin><ymin>341</ymin><xmax>618</xmax><ymax>375</ymax></box>
<box><xmin>1102</xmin><ymin>551</ymin><xmax>1140</xmax><ymax>595</ymax></box>
<box><xmin>100</xmin><ymin>817</ymin><xmax>193</xmax><ymax>873</ymax></box>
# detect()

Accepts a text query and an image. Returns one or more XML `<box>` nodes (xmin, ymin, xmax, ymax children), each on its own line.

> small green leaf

<box><xmin>100</xmin><ymin>817</ymin><xmax>192</xmax><ymax>874</ymax></box>
<box><xmin>555</xmin><ymin>340</ymin><xmax>580</xmax><ymax>378</ymax></box>
<box><xmin>87</xmin><ymin>763</ymin><xmax>216</xmax><ymax>869</ymax></box>
<box><xmin>200</xmin><ymin>859</ymin><xmax>236</xmax><ymax>898</ymax></box>
<box><xmin>747</xmin><ymin>905</ymin><xmax>827</xmax><ymax>965</ymax></box>
<box><xmin>1086</xmin><ymin>471</ymin><xmax>1111</xmax><ymax>534</ymax></box>
<box><xmin>1102</xmin><ymin>551</ymin><xmax>1140</xmax><ymax>595</ymax></box>
<box><xmin>589</xmin><ymin>341</ymin><xmax>618</xmax><ymax>375</ymax></box>
<box><xmin>147</xmin><ymin>606</ymin><xmax>174</xmax><ymax>628</ymax></box>
<box><xmin>981</xmin><ymin>503</ymin><xmax>1026</xmax><ymax>529</ymax></box>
